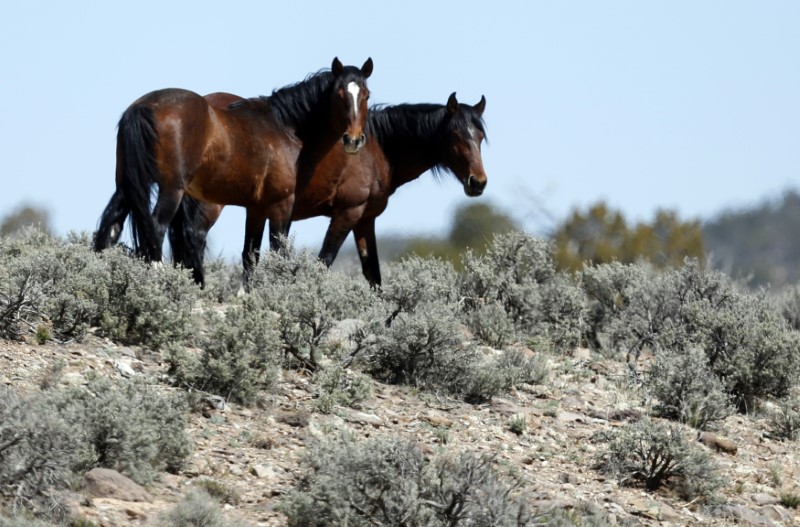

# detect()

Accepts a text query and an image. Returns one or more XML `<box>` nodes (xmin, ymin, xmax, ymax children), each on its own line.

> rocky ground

<box><xmin>1</xmin><ymin>333</ymin><xmax>799</xmax><ymax>527</ymax></box>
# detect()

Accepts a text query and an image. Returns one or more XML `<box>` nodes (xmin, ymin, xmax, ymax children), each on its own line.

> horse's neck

<box><xmin>383</xmin><ymin>134</ymin><xmax>442</xmax><ymax>191</ymax></box>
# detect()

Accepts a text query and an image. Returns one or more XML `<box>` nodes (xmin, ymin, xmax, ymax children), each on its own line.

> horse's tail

<box><xmin>93</xmin><ymin>188</ymin><xmax>129</xmax><ymax>251</ymax></box>
<box><xmin>168</xmin><ymin>195</ymin><xmax>210</xmax><ymax>285</ymax></box>
<box><xmin>116</xmin><ymin>104</ymin><xmax>160</xmax><ymax>260</ymax></box>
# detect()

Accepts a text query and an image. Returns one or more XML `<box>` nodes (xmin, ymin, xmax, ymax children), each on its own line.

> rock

<box><xmin>698</xmin><ymin>431</ymin><xmax>738</xmax><ymax>454</ymax></box>
<box><xmin>556</xmin><ymin>411</ymin><xmax>605</xmax><ymax>424</ymax></box>
<box><xmin>421</xmin><ymin>414</ymin><xmax>454</xmax><ymax>428</ymax></box>
<box><xmin>273</xmin><ymin>409</ymin><xmax>310</xmax><ymax>427</ymax></box>
<box><xmin>251</xmin><ymin>464</ymin><xmax>275</xmax><ymax>479</ymax></box>
<box><xmin>113</xmin><ymin>360</ymin><xmax>135</xmax><ymax>378</ymax></box>
<box><xmin>82</xmin><ymin>468</ymin><xmax>152</xmax><ymax>503</ymax></box>
<box><xmin>758</xmin><ymin>505</ymin><xmax>791</xmax><ymax>523</ymax></box>
<box><xmin>344</xmin><ymin>410</ymin><xmax>383</xmax><ymax>427</ymax></box>
<box><xmin>711</xmin><ymin>504</ymin><xmax>777</xmax><ymax>527</ymax></box>
<box><xmin>204</xmin><ymin>395</ymin><xmax>227</xmax><ymax>412</ymax></box>
<box><xmin>751</xmin><ymin>493</ymin><xmax>780</xmax><ymax>506</ymax></box>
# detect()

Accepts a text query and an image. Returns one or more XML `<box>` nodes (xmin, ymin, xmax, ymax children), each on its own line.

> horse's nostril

<box><xmin>342</xmin><ymin>134</ymin><xmax>350</xmax><ymax>145</ymax></box>
<box><xmin>359</xmin><ymin>134</ymin><xmax>366</xmax><ymax>144</ymax></box>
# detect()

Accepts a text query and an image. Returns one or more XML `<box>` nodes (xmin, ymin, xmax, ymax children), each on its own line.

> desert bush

<box><xmin>380</xmin><ymin>256</ymin><xmax>459</xmax><ymax>324</ymax></box>
<box><xmin>459</xmin><ymin>233</ymin><xmax>586</xmax><ymax>352</ymax></box>
<box><xmin>496</xmin><ymin>349</ymin><xmax>549</xmax><ymax>388</ymax></box>
<box><xmin>462</xmin><ymin>349</ymin><xmax>549</xmax><ymax>404</ymax></box>
<box><xmin>0</xmin><ymin>511</ymin><xmax>59</xmax><ymax>527</ymax></box>
<box><xmin>594</xmin><ymin>418</ymin><xmax>723</xmax><ymax>500</ymax></box>
<box><xmin>280</xmin><ymin>434</ymin><xmax>532</xmax><ymax>526</ymax></box>
<box><xmin>767</xmin><ymin>396</ymin><xmax>800</xmax><ymax>441</ymax></box>
<box><xmin>778</xmin><ymin>282</ymin><xmax>800</xmax><ymax>331</ymax></box>
<box><xmin>98</xmin><ymin>247</ymin><xmax>199</xmax><ymax>350</ymax></box>
<box><xmin>364</xmin><ymin>300</ymin><xmax>479</xmax><ymax>394</ymax></box>
<box><xmin>247</xmin><ymin>246</ymin><xmax>375</xmax><ymax>369</ymax></box>
<box><xmin>199</xmin><ymin>258</ymin><xmax>244</xmax><ymax>304</ymax></box>
<box><xmin>50</xmin><ymin>378</ymin><xmax>193</xmax><ymax>485</ymax></box>
<box><xmin>580</xmin><ymin>261</ymin><xmax>651</xmax><ymax>350</ymax></box>
<box><xmin>606</xmin><ymin>260</ymin><xmax>800</xmax><ymax>410</ymax></box>
<box><xmin>193</xmin><ymin>479</ymin><xmax>241</xmax><ymax>505</ymax></box>
<box><xmin>0</xmin><ymin>387</ymin><xmax>89</xmax><ymax>508</ymax></box>
<box><xmin>0</xmin><ymin>231</ymin><xmax>200</xmax><ymax>347</ymax></box>
<box><xmin>160</xmin><ymin>490</ymin><xmax>241</xmax><ymax>527</ymax></box>
<box><xmin>0</xmin><ymin>230</ymin><xmax>106</xmax><ymax>341</ymax></box>
<box><xmin>1</xmin><ymin>378</ymin><xmax>191</xmax><ymax>512</ymax></box>
<box><xmin>167</xmin><ymin>298</ymin><xmax>283</xmax><ymax>405</ymax></box>
<box><xmin>312</xmin><ymin>363</ymin><xmax>373</xmax><ymax>414</ymax></box>
<box><xmin>646</xmin><ymin>347</ymin><xmax>734</xmax><ymax>429</ymax></box>
<box><xmin>530</xmin><ymin>503</ymin><xmax>614</xmax><ymax>527</ymax></box>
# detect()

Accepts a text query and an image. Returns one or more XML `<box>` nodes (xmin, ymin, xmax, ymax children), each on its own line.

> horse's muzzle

<box><xmin>464</xmin><ymin>174</ymin><xmax>486</xmax><ymax>196</ymax></box>
<box><xmin>343</xmin><ymin>133</ymin><xmax>366</xmax><ymax>154</ymax></box>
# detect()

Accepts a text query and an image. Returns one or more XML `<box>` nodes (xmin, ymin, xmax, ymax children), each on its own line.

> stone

<box><xmin>273</xmin><ymin>409</ymin><xmax>310</xmax><ymax>428</ymax></box>
<box><xmin>113</xmin><ymin>360</ymin><xmax>135</xmax><ymax>378</ymax></box>
<box><xmin>345</xmin><ymin>410</ymin><xmax>383</xmax><ymax>427</ymax></box>
<box><xmin>82</xmin><ymin>468</ymin><xmax>152</xmax><ymax>503</ymax></box>
<box><xmin>711</xmin><ymin>505</ymin><xmax>777</xmax><ymax>527</ymax></box>
<box><xmin>250</xmin><ymin>464</ymin><xmax>275</xmax><ymax>479</ymax></box>
<box><xmin>751</xmin><ymin>493</ymin><xmax>780</xmax><ymax>506</ymax></box>
<box><xmin>698</xmin><ymin>431</ymin><xmax>738</xmax><ymax>455</ymax></box>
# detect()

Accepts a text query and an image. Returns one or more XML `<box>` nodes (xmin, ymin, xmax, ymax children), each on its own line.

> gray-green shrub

<box><xmin>160</xmin><ymin>490</ymin><xmax>242</xmax><ymax>527</ymax></box>
<box><xmin>0</xmin><ymin>378</ymin><xmax>192</xmax><ymax>511</ymax></box>
<box><xmin>647</xmin><ymin>347</ymin><xmax>734</xmax><ymax>429</ymax></box>
<box><xmin>380</xmin><ymin>256</ymin><xmax>459</xmax><ymax>324</ymax></box>
<box><xmin>594</xmin><ymin>418</ymin><xmax>723</xmax><ymax>500</ymax></box>
<box><xmin>167</xmin><ymin>297</ymin><xmax>283</xmax><ymax>405</ymax></box>
<box><xmin>0</xmin><ymin>230</ymin><xmax>107</xmax><ymax>341</ymax></box>
<box><xmin>0</xmin><ymin>387</ymin><xmax>89</xmax><ymax>507</ymax></box>
<box><xmin>98</xmin><ymin>247</ymin><xmax>199</xmax><ymax>350</ymax></box>
<box><xmin>580</xmin><ymin>261</ymin><xmax>650</xmax><ymax>350</ymax></box>
<box><xmin>605</xmin><ymin>260</ymin><xmax>800</xmax><ymax>410</ymax></box>
<box><xmin>280</xmin><ymin>434</ymin><xmax>532</xmax><ymax>527</ymax></box>
<box><xmin>460</xmin><ymin>233</ymin><xmax>586</xmax><ymax>352</ymax></box>
<box><xmin>247</xmin><ymin>246</ymin><xmax>375</xmax><ymax>369</ymax></box>
<box><xmin>767</xmin><ymin>396</ymin><xmax>800</xmax><ymax>441</ymax></box>
<box><xmin>312</xmin><ymin>363</ymin><xmax>373</xmax><ymax>414</ymax></box>
<box><xmin>0</xmin><ymin>229</ymin><xmax>200</xmax><ymax>348</ymax></box>
<box><xmin>51</xmin><ymin>377</ymin><xmax>193</xmax><ymax>484</ymax></box>
<box><xmin>364</xmin><ymin>300</ymin><xmax>479</xmax><ymax>394</ymax></box>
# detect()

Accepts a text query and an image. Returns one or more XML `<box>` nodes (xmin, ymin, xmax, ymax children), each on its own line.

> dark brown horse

<box><xmin>172</xmin><ymin>92</ymin><xmax>488</xmax><ymax>286</ymax></box>
<box><xmin>94</xmin><ymin>58</ymin><xmax>373</xmax><ymax>283</ymax></box>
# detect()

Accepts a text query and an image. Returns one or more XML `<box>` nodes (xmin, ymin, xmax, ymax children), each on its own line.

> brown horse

<box><xmin>94</xmin><ymin>58</ymin><xmax>373</xmax><ymax>283</ymax></box>
<box><xmin>172</xmin><ymin>92</ymin><xmax>488</xmax><ymax>286</ymax></box>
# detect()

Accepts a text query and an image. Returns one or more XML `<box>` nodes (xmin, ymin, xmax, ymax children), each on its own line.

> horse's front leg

<box><xmin>241</xmin><ymin>208</ymin><xmax>268</xmax><ymax>291</ymax></box>
<box><xmin>352</xmin><ymin>217</ymin><xmax>381</xmax><ymax>287</ymax></box>
<box><xmin>318</xmin><ymin>208</ymin><xmax>364</xmax><ymax>269</ymax></box>
<box><xmin>268</xmin><ymin>219</ymin><xmax>292</xmax><ymax>253</ymax></box>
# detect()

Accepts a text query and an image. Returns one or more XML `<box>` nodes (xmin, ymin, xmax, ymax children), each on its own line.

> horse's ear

<box><xmin>474</xmin><ymin>95</ymin><xmax>486</xmax><ymax>115</ymax></box>
<box><xmin>361</xmin><ymin>57</ymin><xmax>374</xmax><ymax>78</ymax></box>
<box><xmin>332</xmin><ymin>57</ymin><xmax>344</xmax><ymax>76</ymax></box>
<box><xmin>447</xmin><ymin>92</ymin><xmax>459</xmax><ymax>114</ymax></box>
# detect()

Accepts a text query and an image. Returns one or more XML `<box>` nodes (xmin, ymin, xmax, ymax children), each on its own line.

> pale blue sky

<box><xmin>2</xmin><ymin>1</ymin><xmax>799</xmax><ymax>258</ymax></box>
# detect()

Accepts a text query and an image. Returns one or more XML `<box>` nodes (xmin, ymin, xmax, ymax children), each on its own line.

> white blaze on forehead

<box><xmin>346</xmin><ymin>81</ymin><xmax>360</xmax><ymax>118</ymax></box>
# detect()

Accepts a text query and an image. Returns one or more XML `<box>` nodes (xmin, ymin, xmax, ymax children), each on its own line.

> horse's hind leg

<box><xmin>94</xmin><ymin>189</ymin><xmax>129</xmax><ymax>251</ymax></box>
<box><xmin>148</xmin><ymin>188</ymin><xmax>184</xmax><ymax>262</ymax></box>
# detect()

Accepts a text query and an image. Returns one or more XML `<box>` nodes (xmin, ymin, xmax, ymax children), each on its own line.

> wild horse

<box><xmin>172</xmin><ymin>92</ymin><xmax>488</xmax><ymax>286</ymax></box>
<box><xmin>94</xmin><ymin>57</ymin><xmax>373</xmax><ymax>283</ymax></box>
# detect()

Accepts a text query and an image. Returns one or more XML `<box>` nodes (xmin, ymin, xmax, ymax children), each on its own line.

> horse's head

<box><xmin>442</xmin><ymin>92</ymin><xmax>487</xmax><ymax>197</ymax></box>
<box><xmin>330</xmin><ymin>57</ymin><xmax>373</xmax><ymax>154</ymax></box>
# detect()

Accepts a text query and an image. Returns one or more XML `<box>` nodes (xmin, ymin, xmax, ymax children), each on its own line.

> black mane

<box><xmin>368</xmin><ymin>103</ymin><xmax>487</xmax><ymax>177</ymax></box>
<box><xmin>267</xmin><ymin>69</ymin><xmax>335</xmax><ymax>130</ymax></box>
<box><xmin>228</xmin><ymin>66</ymin><xmax>366</xmax><ymax>135</ymax></box>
